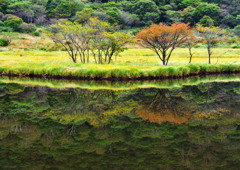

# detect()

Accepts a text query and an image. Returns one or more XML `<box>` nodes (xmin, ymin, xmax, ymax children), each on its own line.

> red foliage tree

<box><xmin>136</xmin><ymin>23</ymin><xmax>193</xmax><ymax>65</ymax></box>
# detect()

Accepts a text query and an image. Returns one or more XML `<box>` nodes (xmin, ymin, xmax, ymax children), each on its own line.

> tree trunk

<box><xmin>72</xmin><ymin>55</ymin><xmax>77</xmax><ymax>63</ymax></box>
<box><xmin>162</xmin><ymin>60</ymin><xmax>166</xmax><ymax>65</ymax></box>
<box><xmin>162</xmin><ymin>51</ymin><xmax>167</xmax><ymax>65</ymax></box>
<box><xmin>87</xmin><ymin>50</ymin><xmax>90</xmax><ymax>63</ymax></box>
<box><xmin>189</xmin><ymin>47</ymin><xmax>193</xmax><ymax>64</ymax></box>
<box><xmin>207</xmin><ymin>45</ymin><xmax>211</xmax><ymax>64</ymax></box>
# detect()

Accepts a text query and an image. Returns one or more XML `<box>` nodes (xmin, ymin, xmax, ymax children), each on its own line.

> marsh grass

<box><xmin>0</xmin><ymin>48</ymin><xmax>239</xmax><ymax>79</ymax></box>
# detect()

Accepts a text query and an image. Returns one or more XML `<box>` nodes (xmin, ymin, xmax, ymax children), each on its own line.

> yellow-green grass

<box><xmin>1</xmin><ymin>74</ymin><xmax>239</xmax><ymax>90</ymax></box>
<box><xmin>0</xmin><ymin>48</ymin><xmax>239</xmax><ymax>80</ymax></box>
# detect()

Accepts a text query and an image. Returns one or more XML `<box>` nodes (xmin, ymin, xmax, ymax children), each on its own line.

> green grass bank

<box><xmin>0</xmin><ymin>63</ymin><xmax>240</xmax><ymax>80</ymax></box>
<box><xmin>0</xmin><ymin>48</ymin><xmax>239</xmax><ymax>80</ymax></box>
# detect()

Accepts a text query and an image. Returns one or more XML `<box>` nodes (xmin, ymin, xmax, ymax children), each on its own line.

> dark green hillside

<box><xmin>0</xmin><ymin>0</ymin><xmax>239</xmax><ymax>32</ymax></box>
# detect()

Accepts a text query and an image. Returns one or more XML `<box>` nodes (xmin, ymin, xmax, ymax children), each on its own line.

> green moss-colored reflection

<box><xmin>0</xmin><ymin>80</ymin><xmax>239</xmax><ymax>169</ymax></box>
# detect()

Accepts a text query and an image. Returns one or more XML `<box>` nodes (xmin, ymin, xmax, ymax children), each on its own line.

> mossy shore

<box><xmin>0</xmin><ymin>63</ymin><xmax>240</xmax><ymax>80</ymax></box>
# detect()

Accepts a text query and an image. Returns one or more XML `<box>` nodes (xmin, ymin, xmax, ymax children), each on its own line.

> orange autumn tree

<box><xmin>136</xmin><ymin>23</ymin><xmax>193</xmax><ymax>65</ymax></box>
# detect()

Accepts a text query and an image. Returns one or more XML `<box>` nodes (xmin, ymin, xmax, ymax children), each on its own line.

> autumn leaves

<box><xmin>137</xmin><ymin>23</ymin><xmax>192</xmax><ymax>65</ymax></box>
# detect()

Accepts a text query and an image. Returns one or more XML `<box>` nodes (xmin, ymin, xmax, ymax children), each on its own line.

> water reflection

<box><xmin>0</xmin><ymin>81</ymin><xmax>240</xmax><ymax>169</ymax></box>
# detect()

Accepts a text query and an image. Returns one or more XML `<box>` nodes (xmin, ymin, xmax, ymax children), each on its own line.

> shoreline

<box><xmin>0</xmin><ymin>64</ymin><xmax>240</xmax><ymax>81</ymax></box>
<box><xmin>1</xmin><ymin>74</ymin><xmax>239</xmax><ymax>90</ymax></box>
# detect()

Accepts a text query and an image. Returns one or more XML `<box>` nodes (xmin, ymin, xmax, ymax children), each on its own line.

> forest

<box><xmin>0</xmin><ymin>0</ymin><xmax>240</xmax><ymax>31</ymax></box>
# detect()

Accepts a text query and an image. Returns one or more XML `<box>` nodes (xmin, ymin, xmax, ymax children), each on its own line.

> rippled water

<box><xmin>0</xmin><ymin>78</ymin><xmax>239</xmax><ymax>169</ymax></box>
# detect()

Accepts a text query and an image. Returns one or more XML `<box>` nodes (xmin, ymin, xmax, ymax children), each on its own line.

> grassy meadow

<box><xmin>0</xmin><ymin>33</ymin><xmax>239</xmax><ymax>79</ymax></box>
<box><xmin>0</xmin><ymin>47</ymin><xmax>239</xmax><ymax>79</ymax></box>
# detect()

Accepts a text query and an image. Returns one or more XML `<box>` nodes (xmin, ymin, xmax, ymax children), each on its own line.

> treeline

<box><xmin>0</xmin><ymin>0</ymin><xmax>240</xmax><ymax>33</ymax></box>
<box><xmin>49</xmin><ymin>20</ymin><xmax>226</xmax><ymax>65</ymax></box>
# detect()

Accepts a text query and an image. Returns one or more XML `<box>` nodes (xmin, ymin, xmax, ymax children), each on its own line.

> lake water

<box><xmin>0</xmin><ymin>77</ymin><xmax>240</xmax><ymax>169</ymax></box>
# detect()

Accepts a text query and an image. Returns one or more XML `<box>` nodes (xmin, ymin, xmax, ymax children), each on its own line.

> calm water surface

<box><xmin>0</xmin><ymin>79</ymin><xmax>240</xmax><ymax>169</ymax></box>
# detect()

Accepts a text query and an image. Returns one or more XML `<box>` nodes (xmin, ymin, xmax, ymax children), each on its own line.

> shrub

<box><xmin>35</xmin><ymin>16</ymin><xmax>48</xmax><ymax>26</ymax></box>
<box><xmin>4</xmin><ymin>16</ymin><xmax>23</xmax><ymax>31</ymax></box>
<box><xmin>231</xmin><ymin>44</ymin><xmax>240</xmax><ymax>48</ymax></box>
<box><xmin>0</xmin><ymin>20</ymin><xmax>4</xmax><ymax>26</ymax></box>
<box><xmin>39</xmin><ymin>47</ymin><xmax>47</xmax><ymax>51</ymax></box>
<box><xmin>40</xmin><ymin>43</ymin><xmax>63</xmax><ymax>51</ymax></box>
<box><xmin>33</xmin><ymin>31</ymin><xmax>40</xmax><ymax>36</ymax></box>
<box><xmin>19</xmin><ymin>23</ymin><xmax>37</xmax><ymax>33</ymax></box>
<box><xmin>0</xmin><ymin>26</ymin><xmax>13</xmax><ymax>32</ymax></box>
<box><xmin>2</xmin><ymin>14</ymin><xmax>14</xmax><ymax>21</ymax></box>
<box><xmin>0</xmin><ymin>37</ymin><xmax>10</xmax><ymax>46</ymax></box>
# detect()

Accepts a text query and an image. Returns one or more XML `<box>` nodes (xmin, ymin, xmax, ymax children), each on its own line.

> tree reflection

<box><xmin>0</xmin><ymin>81</ymin><xmax>239</xmax><ymax>169</ymax></box>
<box><xmin>135</xmin><ymin>89</ymin><xmax>193</xmax><ymax>124</ymax></box>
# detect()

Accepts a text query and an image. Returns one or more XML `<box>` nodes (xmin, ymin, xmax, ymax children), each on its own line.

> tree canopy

<box><xmin>137</xmin><ymin>23</ymin><xmax>192</xmax><ymax>65</ymax></box>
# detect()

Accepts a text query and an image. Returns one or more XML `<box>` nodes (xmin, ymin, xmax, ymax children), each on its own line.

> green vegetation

<box><xmin>0</xmin><ymin>37</ymin><xmax>9</xmax><ymax>46</ymax></box>
<box><xmin>0</xmin><ymin>81</ymin><xmax>239</xmax><ymax>169</ymax></box>
<box><xmin>0</xmin><ymin>0</ymin><xmax>239</xmax><ymax>79</ymax></box>
<box><xmin>0</xmin><ymin>1</ymin><xmax>239</xmax><ymax>168</ymax></box>
<box><xmin>0</xmin><ymin>0</ymin><xmax>239</xmax><ymax>28</ymax></box>
<box><xmin>48</xmin><ymin>18</ymin><xmax>136</xmax><ymax>64</ymax></box>
<box><xmin>0</xmin><ymin>0</ymin><xmax>239</xmax><ymax>36</ymax></box>
<box><xmin>0</xmin><ymin>47</ymin><xmax>239</xmax><ymax>80</ymax></box>
<box><xmin>3</xmin><ymin>15</ymin><xmax>23</xmax><ymax>31</ymax></box>
<box><xmin>1</xmin><ymin>63</ymin><xmax>240</xmax><ymax>80</ymax></box>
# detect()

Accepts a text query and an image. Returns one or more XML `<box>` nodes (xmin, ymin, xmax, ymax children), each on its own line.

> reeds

<box><xmin>0</xmin><ymin>63</ymin><xmax>239</xmax><ymax>80</ymax></box>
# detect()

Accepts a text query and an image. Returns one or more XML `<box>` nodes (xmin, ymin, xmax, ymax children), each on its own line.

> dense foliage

<box><xmin>0</xmin><ymin>0</ymin><xmax>239</xmax><ymax>32</ymax></box>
